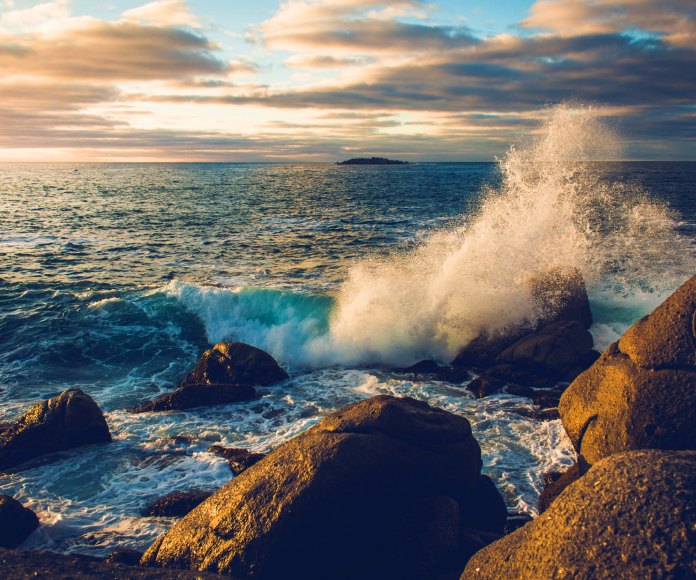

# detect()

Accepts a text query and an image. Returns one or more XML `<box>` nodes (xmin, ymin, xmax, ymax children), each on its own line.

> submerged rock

<box><xmin>142</xmin><ymin>491</ymin><xmax>214</xmax><ymax>518</ymax></box>
<box><xmin>462</xmin><ymin>450</ymin><xmax>696</xmax><ymax>579</ymax></box>
<box><xmin>0</xmin><ymin>495</ymin><xmax>39</xmax><ymax>548</ymax></box>
<box><xmin>183</xmin><ymin>342</ymin><xmax>289</xmax><ymax>388</ymax></box>
<box><xmin>141</xmin><ymin>395</ymin><xmax>507</xmax><ymax>579</ymax></box>
<box><xmin>0</xmin><ymin>388</ymin><xmax>111</xmax><ymax>471</ymax></box>
<box><xmin>452</xmin><ymin>268</ymin><xmax>593</xmax><ymax>368</ymax></box>
<box><xmin>133</xmin><ymin>384</ymin><xmax>258</xmax><ymax>413</ymax></box>
<box><xmin>559</xmin><ymin>273</ymin><xmax>696</xmax><ymax>465</ymax></box>
<box><xmin>207</xmin><ymin>445</ymin><xmax>265</xmax><ymax>475</ymax></box>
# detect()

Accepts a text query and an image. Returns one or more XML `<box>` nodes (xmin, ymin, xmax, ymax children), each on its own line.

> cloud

<box><xmin>121</xmin><ymin>0</ymin><xmax>201</xmax><ymax>29</ymax></box>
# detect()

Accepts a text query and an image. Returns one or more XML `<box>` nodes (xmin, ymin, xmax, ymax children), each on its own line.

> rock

<box><xmin>496</xmin><ymin>320</ymin><xmax>594</xmax><ymax>379</ymax></box>
<box><xmin>208</xmin><ymin>445</ymin><xmax>265</xmax><ymax>475</ymax></box>
<box><xmin>0</xmin><ymin>389</ymin><xmax>111</xmax><ymax>471</ymax></box>
<box><xmin>397</xmin><ymin>359</ymin><xmax>443</xmax><ymax>374</ymax></box>
<box><xmin>537</xmin><ymin>463</ymin><xmax>581</xmax><ymax>513</ymax></box>
<box><xmin>466</xmin><ymin>375</ymin><xmax>505</xmax><ymax>398</ymax></box>
<box><xmin>0</xmin><ymin>496</ymin><xmax>39</xmax><ymax>548</ymax></box>
<box><xmin>503</xmin><ymin>514</ymin><xmax>533</xmax><ymax>535</ymax></box>
<box><xmin>141</xmin><ymin>395</ymin><xmax>507</xmax><ymax>579</ymax></box>
<box><xmin>142</xmin><ymin>491</ymin><xmax>214</xmax><ymax>517</ymax></box>
<box><xmin>559</xmin><ymin>274</ymin><xmax>696</xmax><ymax>465</ymax></box>
<box><xmin>104</xmin><ymin>549</ymin><xmax>144</xmax><ymax>566</ymax></box>
<box><xmin>0</xmin><ymin>547</ymin><xmax>228</xmax><ymax>578</ymax></box>
<box><xmin>452</xmin><ymin>268</ymin><xmax>593</xmax><ymax>368</ymax></box>
<box><xmin>133</xmin><ymin>384</ymin><xmax>259</xmax><ymax>413</ymax></box>
<box><xmin>462</xmin><ymin>450</ymin><xmax>696</xmax><ymax>579</ymax></box>
<box><xmin>183</xmin><ymin>342</ymin><xmax>289</xmax><ymax>388</ymax></box>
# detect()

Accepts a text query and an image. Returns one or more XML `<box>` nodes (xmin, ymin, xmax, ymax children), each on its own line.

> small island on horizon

<box><xmin>336</xmin><ymin>156</ymin><xmax>409</xmax><ymax>165</ymax></box>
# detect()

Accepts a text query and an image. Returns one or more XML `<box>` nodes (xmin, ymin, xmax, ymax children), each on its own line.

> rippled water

<box><xmin>0</xmin><ymin>159</ymin><xmax>694</xmax><ymax>555</ymax></box>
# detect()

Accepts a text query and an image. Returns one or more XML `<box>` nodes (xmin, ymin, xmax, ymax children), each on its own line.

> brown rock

<box><xmin>183</xmin><ymin>342</ymin><xmax>289</xmax><ymax>387</ymax></box>
<box><xmin>462</xmin><ymin>450</ymin><xmax>696</xmax><ymax>579</ymax></box>
<box><xmin>0</xmin><ymin>496</ymin><xmax>39</xmax><ymax>548</ymax></box>
<box><xmin>142</xmin><ymin>491</ymin><xmax>214</xmax><ymax>517</ymax></box>
<box><xmin>559</xmin><ymin>274</ymin><xmax>696</xmax><ymax>465</ymax></box>
<box><xmin>537</xmin><ymin>463</ymin><xmax>581</xmax><ymax>513</ymax></box>
<box><xmin>133</xmin><ymin>384</ymin><xmax>259</xmax><ymax>413</ymax></box>
<box><xmin>141</xmin><ymin>395</ymin><xmax>506</xmax><ymax>579</ymax></box>
<box><xmin>208</xmin><ymin>445</ymin><xmax>265</xmax><ymax>475</ymax></box>
<box><xmin>0</xmin><ymin>389</ymin><xmax>111</xmax><ymax>471</ymax></box>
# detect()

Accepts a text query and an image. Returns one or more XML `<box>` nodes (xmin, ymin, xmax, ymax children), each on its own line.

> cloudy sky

<box><xmin>0</xmin><ymin>0</ymin><xmax>694</xmax><ymax>161</ymax></box>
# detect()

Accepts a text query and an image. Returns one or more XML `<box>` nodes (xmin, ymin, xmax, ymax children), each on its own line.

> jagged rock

<box><xmin>141</xmin><ymin>396</ymin><xmax>507</xmax><ymax>579</ymax></box>
<box><xmin>183</xmin><ymin>342</ymin><xmax>289</xmax><ymax>387</ymax></box>
<box><xmin>0</xmin><ymin>496</ymin><xmax>39</xmax><ymax>548</ymax></box>
<box><xmin>142</xmin><ymin>491</ymin><xmax>214</xmax><ymax>517</ymax></box>
<box><xmin>0</xmin><ymin>389</ymin><xmax>111</xmax><ymax>471</ymax></box>
<box><xmin>208</xmin><ymin>445</ymin><xmax>265</xmax><ymax>475</ymax></box>
<box><xmin>104</xmin><ymin>549</ymin><xmax>144</xmax><ymax>566</ymax></box>
<box><xmin>559</xmin><ymin>274</ymin><xmax>696</xmax><ymax>465</ymax></box>
<box><xmin>462</xmin><ymin>450</ymin><xmax>696</xmax><ymax>579</ymax></box>
<box><xmin>133</xmin><ymin>384</ymin><xmax>258</xmax><ymax>413</ymax></box>
<box><xmin>452</xmin><ymin>268</ymin><xmax>593</xmax><ymax>368</ymax></box>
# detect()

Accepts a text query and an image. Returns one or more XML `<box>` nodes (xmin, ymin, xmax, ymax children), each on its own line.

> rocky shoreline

<box><xmin>0</xmin><ymin>271</ymin><xmax>694</xmax><ymax>577</ymax></box>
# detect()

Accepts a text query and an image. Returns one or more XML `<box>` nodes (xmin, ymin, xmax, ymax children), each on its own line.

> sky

<box><xmin>0</xmin><ymin>0</ymin><xmax>694</xmax><ymax>161</ymax></box>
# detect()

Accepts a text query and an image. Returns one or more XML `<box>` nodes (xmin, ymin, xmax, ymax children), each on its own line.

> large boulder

<box><xmin>452</xmin><ymin>268</ymin><xmax>592</xmax><ymax>368</ymax></box>
<box><xmin>559</xmin><ymin>274</ymin><xmax>696</xmax><ymax>465</ymax></box>
<box><xmin>141</xmin><ymin>395</ymin><xmax>507</xmax><ymax>579</ymax></box>
<box><xmin>0</xmin><ymin>496</ymin><xmax>39</xmax><ymax>548</ymax></box>
<box><xmin>462</xmin><ymin>450</ymin><xmax>696</xmax><ymax>578</ymax></box>
<box><xmin>0</xmin><ymin>389</ymin><xmax>111</xmax><ymax>471</ymax></box>
<box><xmin>183</xmin><ymin>342</ymin><xmax>289</xmax><ymax>388</ymax></box>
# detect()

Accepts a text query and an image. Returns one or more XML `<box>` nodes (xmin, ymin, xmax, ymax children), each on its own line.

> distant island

<box><xmin>337</xmin><ymin>157</ymin><xmax>409</xmax><ymax>165</ymax></box>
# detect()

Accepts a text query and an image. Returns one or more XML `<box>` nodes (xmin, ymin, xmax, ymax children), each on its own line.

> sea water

<box><xmin>0</xmin><ymin>106</ymin><xmax>694</xmax><ymax>555</ymax></box>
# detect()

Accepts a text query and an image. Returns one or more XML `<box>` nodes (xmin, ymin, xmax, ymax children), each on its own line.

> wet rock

<box><xmin>559</xmin><ymin>274</ymin><xmax>696</xmax><ymax>465</ymax></box>
<box><xmin>0</xmin><ymin>389</ymin><xmax>111</xmax><ymax>471</ymax></box>
<box><xmin>462</xmin><ymin>450</ymin><xmax>696</xmax><ymax>579</ymax></box>
<box><xmin>183</xmin><ymin>342</ymin><xmax>289</xmax><ymax>388</ymax></box>
<box><xmin>0</xmin><ymin>495</ymin><xmax>39</xmax><ymax>548</ymax></box>
<box><xmin>503</xmin><ymin>513</ymin><xmax>533</xmax><ymax>535</ymax></box>
<box><xmin>466</xmin><ymin>375</ymin><xmax>505</xmax><ymax>398</ymax></box>
<box><xmin>397</xmin><ymin>359</ymin><xmax>443</xmax><ymax>374</ymax></box>
<box><xmin>394</xmin><ymin>361</ymin><xmax>471</xmax><ymax>384</ymax></box>
<box><xmin>142</xmin><ymin>491</ymin><xmax>214</xmax><ymax>518</ymax></box>
<box><xmin>133</xmin><ymin>384</ymin><xmax>259</xmax><ymax>413</ymax></box>
<box><xmin>141</xmin><ymin>395</ymin><xmax>506</xmax><ymax>579</ymax></box>
<box><xmin>537</xmin><ymin>463</ymin><xmax>581</xmax><ymax>513</ymax></box>
<box><xmin>496</xmin><ymin>320</ymin><xmax>594</xmax><ymax>378</ymax></box>
<box><xmin>452</xmin><ymin>268</ymin><xmax>593</xmax><ymax>368</ymax></box>
<box><xmin>208</xmin><ymin>445</ymin><xmax>265</xmax><ymax>475</ymax></box>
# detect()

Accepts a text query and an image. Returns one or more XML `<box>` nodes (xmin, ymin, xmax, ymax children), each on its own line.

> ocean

<box><xmin>1</xmin><ymin>109</ymin><xmax>694</xmax><ymax>555</ymax></box>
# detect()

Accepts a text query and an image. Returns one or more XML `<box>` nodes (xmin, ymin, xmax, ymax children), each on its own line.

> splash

<box><xmin>324</xmin><ymin>104</ymin><xmax>694</xmax><ymax>366</ymax></box>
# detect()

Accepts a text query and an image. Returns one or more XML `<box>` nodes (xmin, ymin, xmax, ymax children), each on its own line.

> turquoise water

<box><xmin>0</xmin><ymin>160</ymin><xmax>694</xmax><ymax>555</ymax></box>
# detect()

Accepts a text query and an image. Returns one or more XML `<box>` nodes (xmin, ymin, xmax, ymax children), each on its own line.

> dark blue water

<box><xmin>0</xmin><ymin>161</ymin><xmax>693</xmax><ymax>555</ymax></box>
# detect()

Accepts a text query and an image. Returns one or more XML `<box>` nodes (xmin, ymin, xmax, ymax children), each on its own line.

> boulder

<box><xmin>0</xmin><ymin>496</ymin><xmax>39</xmax><ymax>548</ymax></box>
<box><xmin>133</xmin><ymin>384</ymin><xmax>259</xmax><ymax>413</ymax></box>
<box><xmin>537</xmin><ymin>463</ymin><xmax>581</xmax><ymax>513</ymax></box>
<box><xmin>559</xmin><ymin>274</ymin><xmax>696</xmax><ymax>465</ymax></box>
<box><xmin>207</xmin><ymin>445</ymin><xmax>265</xmax><ymax>476</ymax></box>
<box><xmin>0</xmin><ymin>389</ymin><xmax>111</xmax><ymax>471</ymax></box>
<box><xmin>452</xmin><ymin>268</ymin><xmax>592</xmax><ymax>368</ymax></box>
<box><xmin>462</xmin><ymin>450</ymin><xmax>696</xmax><ymax>578</ymax></box>
<box><xmin>183</xmin><ymin>342</ymin><xmax>289</xmax><ymax>388</ymax></box>
<box><xmin>496</xmin><ymin>320</ymin><xmax>595</xmax><ymax>379</ymax></box>
<box><xmin>142</xmin><ymin>491</ymin><xmax>214</xmax><ymax>518</ymax></box>
<box><xmin>141</xmin><ymin>395</ymin><xmax>507</xmax><ymax>579</ymax></box>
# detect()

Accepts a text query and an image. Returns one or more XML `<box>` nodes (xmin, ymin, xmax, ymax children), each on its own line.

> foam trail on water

<box><xmin>324</xmin><ymin>104</ymin><xmax>694</xmax><ymax>366</ymax></box>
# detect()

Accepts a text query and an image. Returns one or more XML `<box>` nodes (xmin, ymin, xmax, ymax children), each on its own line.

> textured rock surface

<box><xmin>0</xmin><ymin>389</ymin><xmax>111</xmax><ymax>471</ymax></box>
<box><xmin>133</xmin><ymin>384</ymin><xmax>259</xmax><ymax>413</ymax></box>
<box><xmin>183</xmin><ymin>342</ymin><xmax>289</xmax><ymax>387</ymax></box>
<box><xmin>142</xmin><ymin>491</ymin><xmax>214</xmax><ymax>517</ymax></box>
<box><xmin>559</xmin><ymin>274</ymin><xmax>696</xmax><ymax>465</ymax></box>
<box><xmin>463</xmin><ymin>450</ymin><xmax>696</xmax><ymax>579</ymax></box>
<box><xmin>0</xmin><ymin>496</ymin><xmax>39</xmax><ymax>548</ymax></box>
<box><xmin>141</xmin><ymin>395</ymin><xmax>506</xmax><ymax>579</ymax></box>
<box><xmin>537</xmin><ymin>463</ymin><xmax>581</xmax><ymax>513</ymax></box>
